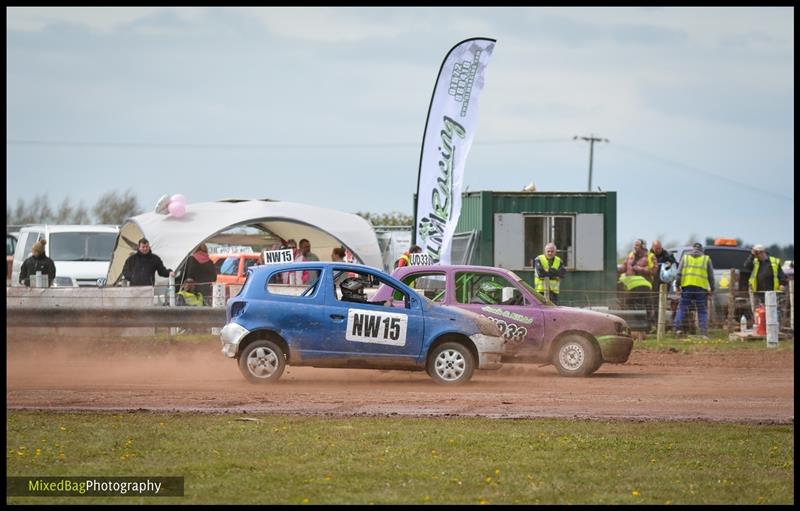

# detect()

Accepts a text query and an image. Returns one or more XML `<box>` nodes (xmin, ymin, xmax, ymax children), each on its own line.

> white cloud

<box><xmin>238</xmin><ymin>7</ymin><xmax>408</xmax><ymax>43</ymax></box>
<box><xmin>6</xmin><ymin>7</ymin><xmax>165</xmax><ymax>33</ymax></box>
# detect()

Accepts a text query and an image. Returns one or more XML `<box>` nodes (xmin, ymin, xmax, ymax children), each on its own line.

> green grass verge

<box><xmin>7</xmin><ymin>412</ymin><xmax>793</xmax><ymax>505</ymax></box>
<box><xmin>635</xmin><ymin>328</ymin><xmax>794</xmax><ymax>353</ymax></box>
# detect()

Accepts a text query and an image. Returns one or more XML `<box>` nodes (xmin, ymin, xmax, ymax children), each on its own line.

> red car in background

<box><xmin>210</xmin><ymin>253</ymin><xmax>262</xmax><ymax>286</ymax></box>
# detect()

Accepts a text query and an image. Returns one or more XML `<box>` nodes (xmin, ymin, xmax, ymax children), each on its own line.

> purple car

<box><xmin>373</xmin><ymin>265</ymin><xmax>634</xmax><ymax>376</ymax></box>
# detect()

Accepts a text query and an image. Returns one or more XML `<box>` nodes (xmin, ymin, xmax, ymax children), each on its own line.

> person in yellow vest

<box><xmin>673</xmin><ymin>243</ymin><xmax>715</xmax><ymax>338</ymax></box>
<box><xmin>743</xmin><ymin>244</ymin><xmax>788</xmax><ymax>315</ymax></box>
<box><xmin>622</xmin><ymin>239</ymin><xmax>658</xmax><ymax>330</ymax></box>
<box><xmin>617</xmin><ymin>263</ymin><xmax>653</xmax><ymax>329</ymax></box>
<box><xmin>534</xmin><ymin>242</ymin><xmax>566</xmax><ymax>304</ymax></box>
<box><xmin>395</xmin><ymin>245</ymin><xmax>422</xmax><ymax>269</ymax></box>
<box><xmin>176</xmin><ymin>278</ymin><xmax>204</xmax><ymax>306</ymax></box>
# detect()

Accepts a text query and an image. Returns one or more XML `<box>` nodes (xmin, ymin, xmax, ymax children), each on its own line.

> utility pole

<box><xmin>573</xmin><ymin>134</ymin><xmax>609</xmax><ymax>192</ymax></box>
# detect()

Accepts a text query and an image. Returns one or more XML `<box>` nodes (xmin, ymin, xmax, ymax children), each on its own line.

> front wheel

<box><xmin>427</xmin><ymin>342</ymin><xmax>475</xmax><ymax>385</ymax></box>
<box><xmin>238</xmin><ymin>340</ymin><xmax>286</xmax><ymax>383</ymax></box>
<box><xmin>552</xmin><ymin>335</ymin><xmax>599</xmax><ymax>377</ymax></box>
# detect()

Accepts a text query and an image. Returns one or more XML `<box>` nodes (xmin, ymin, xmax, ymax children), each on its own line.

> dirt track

<box><xmin>6</xmin><ymin>339</ymin><xmax>794</xmax><ymax>424</ymax></box>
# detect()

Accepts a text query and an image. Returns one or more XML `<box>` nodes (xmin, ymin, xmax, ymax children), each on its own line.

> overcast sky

<box><xmin>6</xmin><ymin>6</ymin><xmax>794</xmax><ymax>250</ymax></box>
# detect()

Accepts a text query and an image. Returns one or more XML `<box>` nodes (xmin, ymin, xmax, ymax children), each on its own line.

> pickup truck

<box><xmin>220</xmin><ymin>262</ymin><xmax>506</xmax><ymax>385</ymax></box>
<box><xmin>373</xmin><ymin>265</ymin><xmax>634</xmax><ymax>376</ymax></box>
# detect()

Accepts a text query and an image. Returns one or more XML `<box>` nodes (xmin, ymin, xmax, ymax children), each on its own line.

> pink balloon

<box><xmin>170</xmin><ymin>194</ymin><xmax>187</xmax><ymax>205</ymax></box>
<box><xmin>168</xmin><ymin>201</ymin><xmax>186</xmax><ymax>218</ymax></box>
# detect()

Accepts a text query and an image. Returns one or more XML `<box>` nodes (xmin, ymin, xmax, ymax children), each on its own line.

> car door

<box><xmin>451</xmin><ymin>270</ymin><xmax>546</xmax><ymax>355</ymax></box>
<box><xmin>317</xmin><ymin>267</ymin><xmax>426</xmax><ymax>364</ymax></box>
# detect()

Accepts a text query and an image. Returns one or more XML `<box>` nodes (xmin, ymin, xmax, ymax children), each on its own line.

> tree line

<box><xmin>6</xmin><ymin>189</ymin><xmax>142</xmax><ymax>227</ymax></box>
<box><xmin>356</xmin><ymin>211</ymin><xmax>413</xmax><ymax>227</ymax></box>
<box><xmin>7</xmin><ymin>193</ymin><xmax>793</xmax><ymax>262</ymax></box>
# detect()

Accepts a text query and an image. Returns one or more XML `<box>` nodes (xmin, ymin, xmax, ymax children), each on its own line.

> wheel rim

<box><xmin>558</xmin><ymin>342</ymin><xmax>585</xmax><ymax>371</ymax></box>
<box><xmin>434</xmin><ymin>349</ymin><xmax>466</xmax><ymax>382</ymax></box>
<box><xmin>246</xmin><ymin>346</ymin><xmax>279</xmax><ymax>378</ymax></box>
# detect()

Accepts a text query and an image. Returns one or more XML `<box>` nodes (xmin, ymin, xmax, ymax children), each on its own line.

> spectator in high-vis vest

<box><xmin>673</xmin><ymin>242</ymin><xmax>715</xmax><ymax>338</ymax></box>
<box><xmin>743</xmin><ymin>245</ymin><xmax>788</xmax><ymax>322</ymax></box>
<box><xmin>626</xmin><ymin>238</ymin><xmax>657</xmax><ymax>285</ymax></box>
<box><xmin>743</xmin><ymin>244</ymin><xmax>787</xmax><ymax>305</ymax></box>
<box><xmin>617</xmin><ymin>263</ymin><xmax>653</xmax><ymax>326</ymax></box>
<box><xmin>395</xmin><ymin>245</ymin><xmax>422</xmax><ymax>269</ymax></box>
<box><xmin>176</xmin><ymin>278</ymin><xmax>204</xmax><ymax>306</ymax></box>
<box><xmin>625</xmin><ymin>238</ymin><xmax>658</xmax><ymax>330</ymax></box>
<box><xmin>533</xmin><ymin>242</ymin><xmax>566</xmax><ymax>304</ymax></box>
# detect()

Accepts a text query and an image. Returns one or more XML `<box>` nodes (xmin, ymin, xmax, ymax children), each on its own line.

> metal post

<box><xmin>656</xmin><ymin>283</ymin><xmax>667</xmax><ymax>341</ymax></box>
<box><xmin>765</xmin><ymin>291</ymin><xmax>778</xmax><ymax>347</ymax></box>
<box><xmin>707</xmin><ymin>293</ymin><xmax>714</xmax><ymax>329</ymax></box>
<box><xmin>574</xmin><ymin>134</ymin><xmax>609</xmax><ymax>192</ymax></box>
<box><xmin>587</xmin><ymin>140</ymin><xmax>594</xmax><ymax>192</ymax></box>
<box><xmin>34</xmin><ymin>271</ymin><xmax>43</xmax><ymax>288</ymax></box>
<box><xmin>726</xmin><ymin>269</ymin><xmax>736</xmax><ymax>332</ymax></box>
<box><xmin>168</xmin><ymin>274</ymin><xmax>176</xmax><ymax>307</ymax></box>
<box><xmin>543</xmin><ymin>277</ymin><xmax>550</xmax><ymax>303</ymax></box>
<box><xmin>790</xmin><ymin>279</ymin><xmax>794</xmax><ymax>332</ymax></box>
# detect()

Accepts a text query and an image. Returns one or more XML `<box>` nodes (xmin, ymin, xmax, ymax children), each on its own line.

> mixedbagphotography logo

<box><xmin>7</xmin><ymin>477</ymin><xmax>184</xmax><ymax>497</ymax></box>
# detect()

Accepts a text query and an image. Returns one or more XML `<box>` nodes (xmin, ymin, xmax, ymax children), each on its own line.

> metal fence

<box><xmin>7</xmin><ymin>279</ymin><xmax>794</xmax><ymax>336</ymax></box>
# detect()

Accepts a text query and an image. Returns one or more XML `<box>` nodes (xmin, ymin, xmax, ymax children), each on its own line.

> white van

<box><xmin>11</xmin><ymin>225</ymin><xmax>119</xmax><ymax>287</ymax></box>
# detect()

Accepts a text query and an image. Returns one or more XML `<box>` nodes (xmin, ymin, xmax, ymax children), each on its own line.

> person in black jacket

<box><xmin>19</xmin><ymin>239</ymin><xmax>56</xmax><ymax>287</ymax></box>
<box><xmin>121</xmin><ymin>238</ymin><xmax>173</xmax><ymax>286</ymax></box>
<box><xmin>182</xmin><ymin>243</ymin><xmax>217</xmax><ymax>305</ymax></box>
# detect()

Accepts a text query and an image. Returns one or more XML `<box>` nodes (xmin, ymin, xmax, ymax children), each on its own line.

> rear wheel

<box><xmin>238</xmin><ymin>340</ymin><xmax>286</xmax><ymax>383</ymax></box>
<box><xmin>552</xmin><ymin>335</ymin><xmax>599</xmax><ymax>377</ymax></box>
<box><xmin>427</xmin><ymin>342</ymin><xmax>475</xmax><ymax>385</ymax></box>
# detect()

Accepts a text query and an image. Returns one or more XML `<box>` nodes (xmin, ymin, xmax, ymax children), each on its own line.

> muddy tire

<box><xmin>552</xmin><ymin>335</ymin><xmax>599</xmax><ymax>377</ymax></box>
<box><xmin>238</xmin><ymin>340</ymin><xmax>286</xmax><ymax>383</ymax></box>
<box><xmin>427</xmin><ymin>342</ymin><xmax>474</xmax><ymax>385</ymax></box>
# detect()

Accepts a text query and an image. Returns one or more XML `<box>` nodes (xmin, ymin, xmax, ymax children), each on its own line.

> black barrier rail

<box><xmin>6</xmin><ymin>306</ymin><xmax>226</xmax><ymax>328</ymax></box>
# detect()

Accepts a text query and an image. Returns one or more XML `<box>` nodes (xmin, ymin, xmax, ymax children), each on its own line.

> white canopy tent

<box><xmin>106</xmin><ymin>200</ymin><xmax>382</xmax><ymax>286</ymax></box>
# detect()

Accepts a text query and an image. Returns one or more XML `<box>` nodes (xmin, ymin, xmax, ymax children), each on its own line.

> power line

<box><xmin>10</xmin><ymin>137</ymin><xmax>788</xmax><ymax>204</ymax></box>
<box><xmin>612</xmin><ymin>143</ymin><xmax>793</xmax><ymax>203</ymax></box>
<box><xmin>6</xmin><ymin>137</ymin><xmax>572</xmax><ymax>150</ymax></box>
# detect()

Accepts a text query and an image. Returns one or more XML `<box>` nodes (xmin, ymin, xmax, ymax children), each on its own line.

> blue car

<box><xmin>220</xmin><ymin>262</ymin><xmax>505</xmax><ymax>385</ymax></box>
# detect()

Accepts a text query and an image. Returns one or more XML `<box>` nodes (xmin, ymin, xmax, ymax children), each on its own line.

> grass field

<box><xmin>7</xmin><ymin>412</ymin><xmax>793</xmax><ymax>505</ymax></box>
<box><xmin>635</xmin><ymin>328</ymin><xmax>794</xmax><ymax>352</ymax></box>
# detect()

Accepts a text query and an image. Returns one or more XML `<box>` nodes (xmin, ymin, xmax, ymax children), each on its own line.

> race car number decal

<box><xmin>484</xmin><ymin>316</ymin><xmax>527</xmax><ymax>344</ymax></box>
<box><xmin>346</xmin><ymin>309</ymin><xmax>408</xmax><ymax>346</ymax></box>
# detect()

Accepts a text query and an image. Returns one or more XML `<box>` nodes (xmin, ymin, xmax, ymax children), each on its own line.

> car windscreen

<box><xmin>7</xmin><ymin>234</ymin><xmax>17</xmax><ymax>256</ymax></box>
<box><xmin>49</xmin><ymin>232</ymin><xmax>117</xmax><ymax>262</ymax></box>
<box><xmin>704</xmin><ymin>249</ymin><xmax>750</xmax><ymax>271</ymax></box>
<box><xmin>219</xmin><ymin>256</ymin><xmax>239</xmax><ymax>275</ymax></box>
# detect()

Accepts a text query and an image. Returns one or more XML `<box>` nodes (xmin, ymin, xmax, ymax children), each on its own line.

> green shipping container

<box><xmin>452</xmin><ymin>190</ymin><xmax>618</xmax><ymax>308</ymax></box>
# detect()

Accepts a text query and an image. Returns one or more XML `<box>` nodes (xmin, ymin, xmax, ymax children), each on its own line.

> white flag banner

<box><xmin>415</xmin><ymin>37</ymin><xmax>496</xmax><ymax>265</ymax></box>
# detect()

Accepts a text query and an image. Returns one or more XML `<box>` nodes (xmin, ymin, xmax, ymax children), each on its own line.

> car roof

<box><xmin>392</xmin><ymin>264</ymin><xmax>510</xmax><ymax>275</ymax></box>
<box><xmin>19</xmin><ymin>224</ymin><xmax>119</xmax><ymax>234</ymax></box>
<box><xmin>250</xmin><ymin>261</ymin><xmax>384</xmax><ymax>273</ymax></box>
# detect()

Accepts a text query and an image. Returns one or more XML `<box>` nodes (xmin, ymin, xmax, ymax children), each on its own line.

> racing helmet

<box><xmin>476</xmin><ymin>280</ymin><xmax>503</xmax><ymax>304</ymax></box>
<box><xmin>659</xmin><ymin>262</ymin><xmax>678</xmax><ymax>283</ymax></box>
<box><xmin>340</xmin><ymin>277</ymin><xmax>367</xmax><ymax>302</ymax></box>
